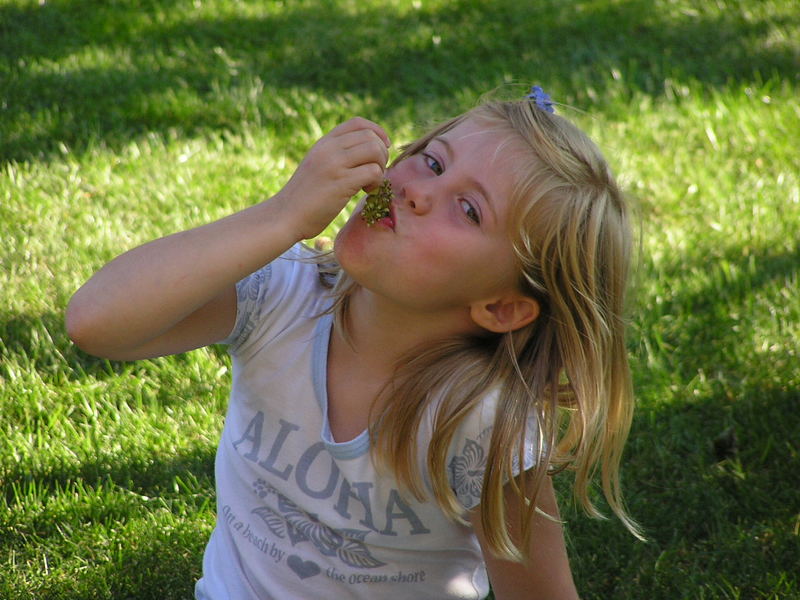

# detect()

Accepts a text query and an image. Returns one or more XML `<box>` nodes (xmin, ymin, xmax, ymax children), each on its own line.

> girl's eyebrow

<box><xmin>433</xmin><ymin>135</ymin><xmax>498</xmax><ymax>225</ymax></box>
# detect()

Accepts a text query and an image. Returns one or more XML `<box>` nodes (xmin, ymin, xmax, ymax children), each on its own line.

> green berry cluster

<box><xmin>361</xmin><ymin>179</ymin><xmax>393</xmax><ymax>226</ymax></box>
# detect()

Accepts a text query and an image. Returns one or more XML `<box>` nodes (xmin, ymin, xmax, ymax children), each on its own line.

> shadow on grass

<box><xmin>1</xmin><ymin>309</ymin><xmax>222</xmax><ymax>598</ymax></box>
<box><xmin>0</xmin><ymin>444</ymin><xmax>214</xmax><ymax>600</ymax></box>
<box><xmin>1</xmin><ymin>0</ymin><xmax>796</xmax><ymax>161</ymax></box>
<box><xmin>561</xmin><ymin>383</ymin><xmax>800</xmax><ymax>598</ymax></box>
<box><xmin>2</xmin><ymin>438</ymin><xmax>217</xmax><ymax>510</ymax></box>
<box><xmin>551</xmin><ymin>234</ymin><xmax>800</xmax><ymax>597</ymax></box>
<box><xmin>644</xmin><ymin>243</ymin><xmax>800</xmax><ymax>314</ymax></box>
<box><xmin>0</xmin><ymin>310</ymin><xmax>231</xmax><ymax>384</ymax></box>
<box><xmin>631</xmin><ymin>242</ymin><xmax>800</xmax><ymax>385</ymax></box>
<box><xmin>2</xmin><ymin>311</ymin><xmax>129</xmax><ymax>380</ymax></box>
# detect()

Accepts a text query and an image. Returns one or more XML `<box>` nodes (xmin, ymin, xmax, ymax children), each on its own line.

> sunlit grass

<box><xmin>2</xmin><ymin>0</ymin><xmax>798</xmax><ymax>597</ymax></box>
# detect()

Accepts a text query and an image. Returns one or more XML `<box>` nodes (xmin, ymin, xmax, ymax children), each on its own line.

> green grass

<box><xmin>1</xmin><ymin>0</ymin><xmax>798</xmax><ymax>598</ymax></box>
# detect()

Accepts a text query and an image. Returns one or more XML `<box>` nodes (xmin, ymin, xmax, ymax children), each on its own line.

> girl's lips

<box><xmin>376</xmin><ymin>202</ymin><xmax>396</xmax><ymax>231</ymax></box>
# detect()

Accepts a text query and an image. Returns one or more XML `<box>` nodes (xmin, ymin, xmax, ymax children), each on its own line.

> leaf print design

<box><xmin>448</xmin><ymin>438</ymin><xmax>487</xmax><ymax>508</ymax></box>
<box><xmin>275</xmin><ymin>492</ymin><xmax>338</xmax><ymax>552</ymax></box>
<box><xmin>289</xmin><ymin>514</ymin><xmax>343</xmax><ymax>557</ymax></box>
<box><xmin>251</xmin><ymin>506</ymin><xmax>287</xmax><ymax>538</ymax></box>
<box><xmin>250</xmin><ymin>479</ymin><xmax>385</xmax><ymax>569</ymax></box>
<box><xmin>337</xmin><ymin>529</ymin><xmax>387</xmax><ymax>569</ymax></box>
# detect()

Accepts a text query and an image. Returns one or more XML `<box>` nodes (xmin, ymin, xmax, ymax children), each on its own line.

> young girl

<box><xmin>66</xmin><ymin>87</ymin><xmax>640</xmax><ymax>599</ymax></box>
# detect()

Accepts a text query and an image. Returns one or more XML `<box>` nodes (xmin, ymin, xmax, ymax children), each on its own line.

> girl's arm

<box><xmin>471</xmin><ymin>476</ymin><xmax>579</xmax><ymax>600</ymax></box>
<box><xmin>66</xmin><ymin>118</ymin><xmax>390</xmax><ymax>361</ymax></box>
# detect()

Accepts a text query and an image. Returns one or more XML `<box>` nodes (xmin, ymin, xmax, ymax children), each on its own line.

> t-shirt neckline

<box><xmin>312</xmin><ymin>312</ymin><xmax>371</xmax><ymax>460</ymax></box>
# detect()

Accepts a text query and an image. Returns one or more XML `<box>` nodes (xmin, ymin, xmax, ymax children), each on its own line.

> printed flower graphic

<box><xmin>448</xmin><ymin>438</ymin><xmax>486</xmax><ymax>508</ymax></box>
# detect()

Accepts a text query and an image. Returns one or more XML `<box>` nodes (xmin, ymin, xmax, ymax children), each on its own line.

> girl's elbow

<box><xmin>64</xmin><ymin>295</ymin><xmax>109</xmax><ymax>358</ymax></box>
<box><xmin>65</xmin><ymin>301</ymin><xmax>91</xmax><ymax>353</ymax></box>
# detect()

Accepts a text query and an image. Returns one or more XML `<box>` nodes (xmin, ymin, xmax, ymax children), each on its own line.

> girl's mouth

<box><xmin>376</xmin><ymin>211</ymin><xmax>395</xmax><ymax>230</ymax></box>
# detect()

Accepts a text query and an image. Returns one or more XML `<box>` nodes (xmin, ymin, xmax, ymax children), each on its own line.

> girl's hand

<box><xmin>274</xmin><ymin>117</ymin><xmax>391</xmax><ymax>241</ymax></box>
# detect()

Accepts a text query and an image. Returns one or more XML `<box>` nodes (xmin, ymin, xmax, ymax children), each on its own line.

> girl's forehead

<box><xmin>440</xmin><ymin>117</ymin><xmax>504</xmax><ymax>144</ymax></box>
<box><xmin>439</xmin><ymin>118</ymin><xmax>528</xmax><ymax>166</ymax></box>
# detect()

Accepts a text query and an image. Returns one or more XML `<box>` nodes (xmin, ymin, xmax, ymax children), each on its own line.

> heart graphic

<box><xmin>287</xmin><ymin>554</ymin><xmax>321</xmax><ymax>580</ymax></box>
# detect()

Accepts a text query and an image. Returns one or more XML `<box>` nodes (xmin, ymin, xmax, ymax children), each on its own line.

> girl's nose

<box><xmin>402</xmin><ymin>180</ymin><xmax>433</xmax><ymax>215</ymax></box>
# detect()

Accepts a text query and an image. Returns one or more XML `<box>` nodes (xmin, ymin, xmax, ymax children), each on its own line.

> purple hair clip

<box><xmin>527</xmin><ymin>85</ymin><xmax>555</xmax><ymax>113</ymax></box>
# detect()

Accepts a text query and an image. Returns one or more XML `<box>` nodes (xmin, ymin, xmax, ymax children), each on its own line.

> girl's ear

<box><xmin>469</xmin><ymin>294</ymin><xmax>540</xmax><ymax>333</ymax></box>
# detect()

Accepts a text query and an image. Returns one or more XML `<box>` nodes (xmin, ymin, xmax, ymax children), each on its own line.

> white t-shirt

<box><xmin>195</xmin><ymin>245</ymin><xmax>539</xmax><ymax>600</ymax></box>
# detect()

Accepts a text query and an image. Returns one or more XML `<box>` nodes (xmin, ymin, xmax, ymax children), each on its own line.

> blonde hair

<box><xmin>325</xmin><ymin>97</ymin><xmax>642</xmax><ymax>561</ymax></box>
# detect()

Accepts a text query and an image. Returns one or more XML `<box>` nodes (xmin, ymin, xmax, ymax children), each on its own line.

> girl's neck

<box><xmin>339</xmin><ymin>287</ymin><xmax>478</xmax><ymax>376</ymax></box>
<box><xmin>324</xmin><ymin>287</ymin><xmax>482</xmax><ymax>442</ymax></box>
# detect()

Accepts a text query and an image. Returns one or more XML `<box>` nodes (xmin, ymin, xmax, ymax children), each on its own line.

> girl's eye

<box><xmin>424</xmin><ymin>154</ymin><xmax>444</xmax><ymax>175</ymax></box>
<box><xmin>459</xmin><ymin>199</ymin><xmax>481</xmax><ymax>224</ymax></box>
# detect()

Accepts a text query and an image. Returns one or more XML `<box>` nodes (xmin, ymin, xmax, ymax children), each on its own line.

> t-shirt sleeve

<box><xmin>219</xmin><ymin>263</ymin><xmax>273</xmax><ymax>352</ymax></box>
<box><xmin>219</xmin><ymin>244</ymin><xmax>322</xmax><ymax>355</ymax></box>
<box><xmin>445</xmin><ymin>392</ymin><xmax>541</xmax><ymax>511</ymax></box>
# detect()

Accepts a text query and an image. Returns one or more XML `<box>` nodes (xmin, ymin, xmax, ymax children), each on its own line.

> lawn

<box><xmin>1</xmin><ymin>0</ymin><xmax>798</xmax><ymax>598</ymax></box>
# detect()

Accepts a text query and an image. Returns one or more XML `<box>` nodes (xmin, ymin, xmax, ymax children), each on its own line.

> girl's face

<box><xmin>335</xmin><ymin>117</ymin><xmax>529</xmax><ymax>329</ymax></box>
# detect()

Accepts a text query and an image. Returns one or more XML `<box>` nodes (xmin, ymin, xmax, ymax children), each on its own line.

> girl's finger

<box><xmin>330</xmin><ymin>117</ymin><xmax>391</xmax><ymax>148</ymax></box>
<box><xmin>349</xmin><ymin>162</ymin><xmax>386</xmax><ymax>194</ymax></box>
<box><xmin>337</xmin><ymin>133</ymin><xmax>390</xmax><ymax>169</ymax></box>
<box><xmin>337</xmin><ymin>128</ymin><xmax>387</xmax><ymax>152</ymax></box>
